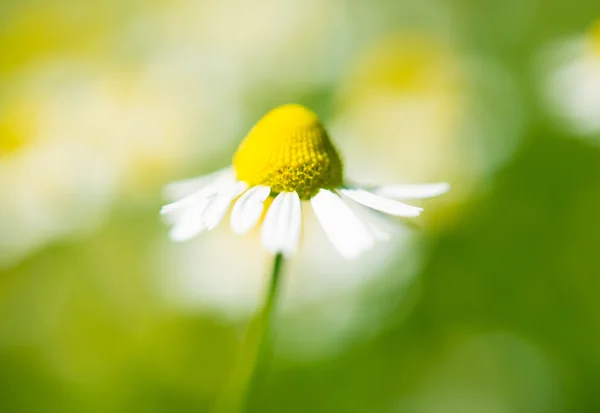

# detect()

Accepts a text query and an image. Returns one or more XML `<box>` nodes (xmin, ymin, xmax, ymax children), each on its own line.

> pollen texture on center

<box><xmin>233</xmin><ymin>104</ymin><xmax>343</xmax><ymax>199</ymax></box>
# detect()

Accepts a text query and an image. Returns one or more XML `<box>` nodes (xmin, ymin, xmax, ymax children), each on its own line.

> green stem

<box><xmin>214</xmin><ymin>253</ymin><xmax>285</xmax><ymax>413</ymax></box>
<box><xmin>244</xmin><ymin>253</ymin><xmax>285</xmax><ymax>403</ymax></box>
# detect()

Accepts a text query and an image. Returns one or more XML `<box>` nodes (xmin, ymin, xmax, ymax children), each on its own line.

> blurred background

<box><xmin>1</xmin><ymin>0</ymin><xmax>599</xmax><ymax>412</ymax></box>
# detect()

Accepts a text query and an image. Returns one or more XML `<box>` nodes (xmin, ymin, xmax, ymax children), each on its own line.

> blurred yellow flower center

<box><xmin>233</xmin><ymin>104</ymin><xmax>343</xmax><ymax>199</ymax></box>
<box><xmin>591</xmin><ymin>19</ymin><xmax>600</xmax><ymax>55</ymax></box>
<box><xmin>0</xmin><ymin>103</ymin><xmax>33</xmax><ymax>157</ymax></box>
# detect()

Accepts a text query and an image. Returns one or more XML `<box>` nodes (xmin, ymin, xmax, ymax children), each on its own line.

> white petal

<box><xmin>161</xmin><ymin>173</ymin><xmax>246</xmax><ymax>241</ymax></box>
<box><xmin>160</xmin><ymin>169</ymin><xmax>236</xmax><ymax>218</ymax></box>
<box><xmin>163</xmin><ymin>167</ymin><xmax>234</xmax><ymax>201</ymax></box>
<box><xmin>203</xmin><ymin>181</ymin><xmax>248</xmax><ymax>230</ymax></box>
<box><xmin>310</xmin><ymin>189</ymin><xmax>375</xmax><ymax>260</ymax></box>
<box><xmin>230</xmin><ymin>185</ymin><xmax>271</xmax><ymax>234</ymax></box>
<box><xmin>169</xmin><ymin>200</ymin><xmax>211</xmax><ymax>242</ymax></box>
<box><xmin>340</xmin><ymin>188</ymin><xmax>422</xmax><ymax>217</ymax></box>
<box><xmin>350</xmin><ymin>204</ymin><xmax>393</xmax><ymax>242</ymax></box>
<box><xmin>374</xmin><ymin>182</ymin><xmax>450</xmax><ymax>200</ymax></box>
<box><xmin>160</xmin><ymin>185</ymin><xmax>220</xmax><ymax>225</ymax></box>
<box><xmin>261</xmin><ymin>192</ymin><xmax>302</xmax><ymax>256</ymax></box>
<box><xmin>161</xmin><ymin>191</ymin><xmax>207</xmax><ymax>219</ymax></box>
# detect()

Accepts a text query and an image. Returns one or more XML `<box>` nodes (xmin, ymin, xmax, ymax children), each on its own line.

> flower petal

<box><xmin>161</xmin><ymin>173</ymin><xmax>247</xmax><ymax>241</ymax></box>
<box><xmin>374</xmin><ymin>182</ymin><xmax>450</xmax><ymax>200</ymax></box>
<box><xmin>347</xmin><ymin>201</ymin><xmax>394</xmax><ymax>242</ymax></box>
<box><xmin>169</xmin><ymin>200</ymin><xmax>212</xmax><ymax>242</ymax></box>
<box><xmin>261</xmin><ymin>192</ymin><xmax>302</xmax><ymax>256</ymax></box>
<box><xmin>340</xmin><ymin>188</ymin><xmax>422</xmax><ymax>217</ymax></box>
<box><xmin>311</xmin><ymin>189</ymin><xmax>375</xmax><ymax>259</ymax></box>
<box><xmin>231</xmin><ymin>185</ymin><xmax>271</xmax><ymax>234</ymax></box>
<box><xmin>203</xmin><ymin>181</ymin><xmax>248</xmax><ymax>231</ymax></box>
<box><xmin>163</xmin><ymin>167</ymin><xmax>234</xmax><ymax>201</ymax></box>
<box><xmin>160</xmin><ymin>186</ymin><xmax>220</xmax><ymax>225</ymax></box>
<box><xmin>160</xmin><ymin>169</ymin><xmax>237</xmax><ymax>219</ymax></box>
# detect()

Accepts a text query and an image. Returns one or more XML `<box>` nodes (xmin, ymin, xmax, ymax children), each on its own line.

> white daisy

<box><xmin>160</xmin><ymin>104</ymin><xmax>449</xmax><ymax>259</ymax></box>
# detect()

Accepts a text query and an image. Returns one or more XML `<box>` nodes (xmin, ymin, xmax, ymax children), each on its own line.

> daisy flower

<box><xmin>161</xmin><ymin>103</ymin><xmax>448</xmax><ymax>259</ymax></box>
<box><xmin>161</xmin><ymin>103</ymin><xmax>449</xmax><ymax>410</ymax></box>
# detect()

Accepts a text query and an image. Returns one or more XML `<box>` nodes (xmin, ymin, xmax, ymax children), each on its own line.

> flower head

<box><xmin>233</xmin><ymin>104</ymin><xmax>343</xmax><ymax>199</ymax></box>
<box><xmin>161</xmin><ymin>104</ymin><xmax>449</xmax><ymax>259</ymax></box>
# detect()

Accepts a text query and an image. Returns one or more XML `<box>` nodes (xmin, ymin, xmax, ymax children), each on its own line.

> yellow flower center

<box><xmin>233</xmin><ymin>104</ymin><xmax>343</xmax><ymax>199</ymax></box>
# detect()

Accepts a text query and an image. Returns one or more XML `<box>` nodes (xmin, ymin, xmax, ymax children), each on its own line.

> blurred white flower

<box><xmin>332</xmin><ymin>33</ymin><xmax>524</xmax><ymax>200</ymax></box>
<box><xmin>0</xmin><ymin>135</ymin><xmax>115</xmax><ymax>267</ymax></box>
<box><xmin>132</xmin><ymin>0</ymin><xmax>352</xmax><ymax>91</ymax></box>
<box><xmin>540</xmin><ymin>20</ymin><xmax>600</xmax><ymax>138</ymax></box>
<box><xmin>0</xmin><ymin>61</ymin><xmax>209</xmax><ymax>267</ymax></box>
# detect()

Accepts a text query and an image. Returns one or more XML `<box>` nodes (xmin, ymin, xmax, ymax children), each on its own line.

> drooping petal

<box><xmin>374</xmin><ymin>182</ymin><xmax>450</xmax><ymax>200</ymax></box>
<box><xmin>169</xmin><ymin>200</ymin><xmax>212</xmax><ymax>242</ymax></box>
<box><xmin>310</xmin><ymin>189</ymin><xmax>375</xmax><ymax>260</ymax></box>
<box><xmin>231</xmin><ymin>185</ymin><xmax>271</xmax><ymax>234</ymax></box>
<box><xmin>202</xmin><ymin>181</ymin><xmax>248</xmax><ymax>231</ymax></box>
<box><xmin>347</xmin><ymin>200</ymin><xmax>394</xmax><ymax>242</ymax></box>
<box><xmin>261</xmin><ymin>192</ymin><xmax>302</xmax><ymax>256</ymax></box>
<box><xmin>160</xmin><ymin>186</ymin><xmax>220</xmax><ymax>225</ymax></box>
<box><xmin>340</xmin><ymin>188</ymin><xmax>422</xmax><ymax>217</ymax></box>
<box><xmin>160</xmin><ymin>168</ymin><xmax>237</xmax><ymax>219</ymax></box>
<box><xmin>163</xmin><ymin>167</ymin><xmax>235</xmax><ymax>201</ymax></box>
<box><xmin>161</xmin><ymin>171</ymin><xmax>247</xmax><ymax>241</ymax></box>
